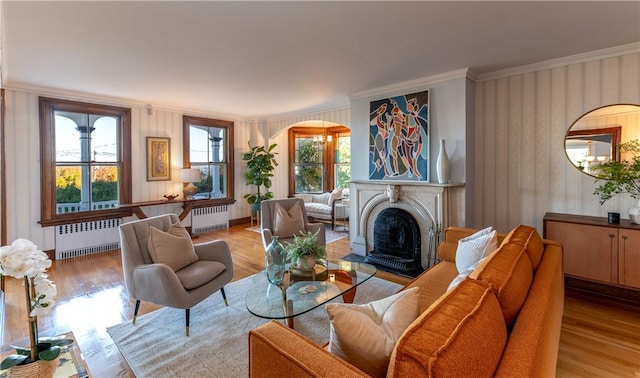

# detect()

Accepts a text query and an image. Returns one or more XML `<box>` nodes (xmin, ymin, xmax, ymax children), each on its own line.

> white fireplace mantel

<box><xmin>348</xmin><ymin>180</ymin><xmax>465</xmax><ymax>269</ymax></box>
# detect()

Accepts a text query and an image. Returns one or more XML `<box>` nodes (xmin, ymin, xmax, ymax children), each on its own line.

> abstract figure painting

<box><xmin>369</xmin><ymin>90</ymin><xmax>429</xmax><ymax>181</ymax></box>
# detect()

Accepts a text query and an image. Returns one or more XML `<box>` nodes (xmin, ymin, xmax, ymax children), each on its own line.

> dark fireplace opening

<box><xmin>364</xmin><ymin>208</ymin><xmax>423</xmax><ymax>278</ymax></box>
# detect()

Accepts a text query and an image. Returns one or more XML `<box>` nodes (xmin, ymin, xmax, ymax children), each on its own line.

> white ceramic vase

<box><xmin>629</xmin><ymin>200</ymin><xmax>640</xmax><ymax>224</ymax></box>
<box><xmin>436</xmin><ymin>139</ymin><xmax>451</xmax><ymax>184</ymax></box>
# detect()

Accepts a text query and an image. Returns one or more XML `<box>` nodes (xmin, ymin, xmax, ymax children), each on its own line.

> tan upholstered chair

<box><xmin>119</xmin><ymin>213</ymin><xmax>233</xmax><ymax>336</ymax></box>
<box><xmin>260</xmin><ymin>198</ymin><xmax>326</xmax><ymax>250</ymax></box>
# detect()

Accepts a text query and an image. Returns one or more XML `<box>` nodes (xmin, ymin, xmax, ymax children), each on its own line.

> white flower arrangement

<box><xmin>0</xmin><ymin>239</ymin><xmax>72</xmax><ymax>370</ymax></box>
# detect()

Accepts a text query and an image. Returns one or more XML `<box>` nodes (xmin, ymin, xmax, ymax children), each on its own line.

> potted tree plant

<box><xmin>592</xmin><ymin>139</ymin><xmax>640</xmax><ymax>223</ymax></box>
<box><xmin>283</xmin><ymin>230</ymin><xmax>327</xmax><ymax>271</ymax></box>
<box><xmin>242</xmin><ymin>142</ymin><xmax>278</xmax><ymax>216</ymax></box>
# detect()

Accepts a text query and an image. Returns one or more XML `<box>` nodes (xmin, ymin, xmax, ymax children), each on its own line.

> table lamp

<box><xmin>180</xmin><ymin>168</ymin><xmax>201</xmax><ymax>200</ymax></box>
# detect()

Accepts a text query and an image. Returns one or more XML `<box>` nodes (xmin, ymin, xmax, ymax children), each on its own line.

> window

<box><xmin>335</xmin><ymin>132</ymin><xmax>351</xmax><ymax>190</ymax></box>
<box><xmin>288</xmin><ymin>126</ymin><xmax>350</xmax><ymax>195</ymax></box>
<box><xmin>183</xmin><ymin>115</ymin><xmax>234</xmax><ymax>204</ymax></box>
<box><xmin>39</xmin><ymin>97</ymin><xmax>132</xmax><ymax>225</ymax></box>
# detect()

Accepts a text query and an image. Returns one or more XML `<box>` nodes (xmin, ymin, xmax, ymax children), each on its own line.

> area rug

<box><xmin>245</xmin><ymin>224</ymin><xmax>349</xmax><ymax>244</ymax></box>
<box><xmin>107</xmin><ymin>275</ymin><xmax>401</xmax><ymax>378</ymax></box>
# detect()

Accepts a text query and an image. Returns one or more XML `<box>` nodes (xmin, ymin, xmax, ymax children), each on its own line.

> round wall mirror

<box><xmin>565</xmin><ymin>104</ymin><xmax>640</xmax><ymax>177</ymax></box>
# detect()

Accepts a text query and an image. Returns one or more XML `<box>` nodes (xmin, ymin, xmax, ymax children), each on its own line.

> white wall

<box><xmin>349</xmin><ymin>72</ymin><xmax>470</xmax><ymax>185</ymax></box>
<box><xmin>473</xmin><ymin>50</ymin><xmax>640</xmax><ymax>233</ymax></box>
<box><xmin>4</xmin><ymin>89</ymin><xmax>255</xmax><ymax>250</ymax></box>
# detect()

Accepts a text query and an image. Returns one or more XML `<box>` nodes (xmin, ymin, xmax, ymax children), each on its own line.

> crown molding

<box><xmin>263</xmin><ymin>98</ymin><xmax>351</xmax><ymax>123</ymax></box>
<box><xmin>349</xmin><ymin>68</ymin><xmax>473</xmax><ymax>101</ymax></box>
<box><xmin>3</xmin><ymin>82</ymin><xmax>247</xmax><ymax>122</ymax></box>
<box><xmin>477</xmin><ymin>42</ymin><xmax>640</xmax><ymax>82</ymax></box>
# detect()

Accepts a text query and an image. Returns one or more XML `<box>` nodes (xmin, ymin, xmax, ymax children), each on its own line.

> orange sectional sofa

<box><xmin>248</xmin><ymin>225</ymin><xmax>564</xmax><ymax>377</ymax></box>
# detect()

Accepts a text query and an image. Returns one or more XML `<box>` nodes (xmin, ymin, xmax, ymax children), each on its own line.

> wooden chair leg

<box><xmin>185</xmin><ymin>308</ymin><xmax>190</xmax><ymax>336</ymax></box>
<box><xmin>132</xmin><ymin>300</ymin><xmax>141</xmax><ymax>324</ymax></box>
<box><xmin>220</xmin><ymin>287</ymin><xmax>229</xmax><ymax>306</ymax></box>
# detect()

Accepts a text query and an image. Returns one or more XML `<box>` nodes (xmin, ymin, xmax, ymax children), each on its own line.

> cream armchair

<box><xmin>260</xmin><ymin>198</ymin><xmax>326</xmax><ymax>250</ymax></box>
<box><xmin>119</xmin><ymin>213</ymin><xmax>233</xmax><ymax>335</ymax></box>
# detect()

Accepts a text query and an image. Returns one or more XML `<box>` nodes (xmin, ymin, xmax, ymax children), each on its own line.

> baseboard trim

<box><xmin>565</xmin><ymin>276</ymin><xmax>640</xmax><ymax>304</ymax></box>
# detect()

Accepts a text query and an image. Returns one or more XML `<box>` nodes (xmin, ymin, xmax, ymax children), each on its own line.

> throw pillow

<box><xmin>448</xmin><ymin>254</ymin><xmax>488</xmax><ymax>291</ymax></box>
<box><xmin>326</xmin><ymin>287</ymin><xmax>420</xmax><ymax>378</ymax></box>
<box><xmin>455</xmin><ymin>227</ymin><xmax>498</xmax><ymax>273</ymax></box>
<box><xmin>328</xmin><ymin>188</ymin><xmax>343</xmax><ymax>206</ymax></box>
<box><xmin>147</xmin><ymin>223</ymin><xmax>199</xmax><ymax>272</ymax></box>
<box><xmin>274</xmin><ymin>201</ymin><xmax>305</xmax><ymax>238</ymax></box>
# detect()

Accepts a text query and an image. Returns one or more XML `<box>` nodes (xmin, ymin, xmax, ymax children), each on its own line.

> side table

<box><xmin>335</xmin><ymin>200</ymin><xmax>350</xmax><ymax>232</ymax></box>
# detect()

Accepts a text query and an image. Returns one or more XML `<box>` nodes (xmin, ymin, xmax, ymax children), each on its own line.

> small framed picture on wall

<box><xmin>146</xmin><ymin>137</ymin><xmax>171</xmax><ymax>181</ymax></box>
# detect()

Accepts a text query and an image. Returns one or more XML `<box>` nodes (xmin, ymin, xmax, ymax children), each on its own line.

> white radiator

<box><xmin>55</xmin><ymin>219</ymin><xmax>121</xmax><ymax>260</ymax></box>
<box><xmin>191</xmin><ymin>205</ymin><xmax>229</xmax><ymax>234</ymax></box>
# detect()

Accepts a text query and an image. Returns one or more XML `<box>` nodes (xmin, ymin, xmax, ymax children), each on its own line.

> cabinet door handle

<box><xmin>621</xmin><ymin>235</ymin><xmax>627</xmax><ymax>284</ymax></box>
<box><xmin>609</xmin><ymin>234</ymin><xmax>616</xmax><ymax>281</ymax></box>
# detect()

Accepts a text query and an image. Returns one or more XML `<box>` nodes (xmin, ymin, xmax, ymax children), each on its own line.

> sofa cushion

<box><xmin>448</xmin><ymin>254</ymin><xmax>489</xmax><ymax>291</ymax></box>
<box><xmin>437</xmin><ymin>241</ymin><xmax>458</xmax><ymax>262</ymax></box>
<box><xmin>305</xmin><ymin>202</ymin><xmax>333</xmax><ymax>217</ymax></box>
<box><xmin>403</xmin><ymin>261</ymin><xmax>459</xmax><ymax>313</ymax></box>
<box><xmin>147</xmin><ymin>223</ymin><xmax>199</xmax><ymax>272</ymax></box>
<box><xmin>456</xmin><ymin>226</ymin><xmax>498</xmax><ymax>273</ymax></box>
<box><xmin>470</xmin><ymin>242</ymin><xmax>533</xmax><ymax>327</ymax></box>
<box><xmin>326</xmin><ymin>287</ymin><xmax>420</xmax><ymax>378</ymax></box>
<box><xmin>388</xmin><ymin>278</ymin><xmax>507</xmax><ymax>378</ymax></box>
<box><xmin>294</xmin><ymin>193</ymin><xmax>313</xmax><ymax>203</ymax></box>
<box><xmin>274</xmin><ymin>201</ymin><xmax>305</xmax><ymax>238</ymax></box>
<box><xmin>313</xmin><ymin>192</ymin><xmax>331</xmax><ymax>204</ymax></box>
<box><xmin>502</xmin><ymin>224</ymin><xmax>545</xmax><ymax>270</ymax></box>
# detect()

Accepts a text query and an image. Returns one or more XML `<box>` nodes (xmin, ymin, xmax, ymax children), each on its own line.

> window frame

<box><xmin>39</xmin><ymin>97</ymin><xmax>132</xmax><ymax>226</ymax></box>
<box><xmin>182</xmin><ymin>115</ymin><xmax>235</xmax><ymax>207</ymax></box>
<box><xmin>288</xmin><ymin>126</ymin><xmax>349</xmax><ymax>196</ymax></box>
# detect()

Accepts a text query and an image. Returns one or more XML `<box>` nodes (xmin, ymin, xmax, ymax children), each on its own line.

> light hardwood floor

<box><xmin>2</xmin><ymin>223</ymin><xmax>639</xmax><ymax>377</ymax></box>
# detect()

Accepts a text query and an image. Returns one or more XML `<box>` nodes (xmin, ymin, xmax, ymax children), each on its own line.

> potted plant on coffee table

<box><xmin>283</xmin><ymin>230</ymin><xmax>327</xmax><ymax>271</ymax></box>
<box><xmin>592</xmin><ymin>139</ymin><xmax>640</xmax><ymax>223</ymax></box>
<box><xmin>242</xmin><ymin>142</ymin><xmax>278</xmax><ymax>216</ymax></box>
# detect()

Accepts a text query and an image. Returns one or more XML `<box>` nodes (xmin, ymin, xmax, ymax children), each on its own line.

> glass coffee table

<box><xmin>246</xmin><ymin>260</ymin><xmax>377</xmax><ymax>328</ymax></box>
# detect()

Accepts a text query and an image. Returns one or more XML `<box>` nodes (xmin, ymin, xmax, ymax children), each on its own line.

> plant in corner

<box><xmin>283</xmin><ymin>230</ymin><xmax>327</xmax><ymax>270</ymax></box>
<box><xmin>242</xmin><ymin>142</ymin><xmax>278</xmax><ymax>214</ymax></box>
<box><xmin>0</xmin><ymin>239</ymin><xmax>73</xmax><ymax>376</ymax></box>
<box><xmin>592</xmin><ymin>139</ymin><xmax>640</xmax><ymax>223</ymax></box>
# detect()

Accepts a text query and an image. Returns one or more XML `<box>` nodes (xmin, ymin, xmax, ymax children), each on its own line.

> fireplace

<box><xmin>349</xmin><ymin>180</ymin><xmax>465</xmax><ymax>270</ymax></box>
<box><xmin>364</xmin><ymin>208</ymin><xmax>423</xmax><ymax>277</ymax></box>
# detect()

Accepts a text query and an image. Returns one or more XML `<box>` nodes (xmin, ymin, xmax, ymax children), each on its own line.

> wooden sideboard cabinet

<box><xmin>544</xmin><ymin>212</ymin><xmax>640</xmax><ymax>291</ymax></box>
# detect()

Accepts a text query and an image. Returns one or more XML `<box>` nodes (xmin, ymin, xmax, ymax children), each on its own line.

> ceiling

<box><xmin>2</xmin><ymin>1</ymin><xmax>639</xmax><ymax>118</ymax></box>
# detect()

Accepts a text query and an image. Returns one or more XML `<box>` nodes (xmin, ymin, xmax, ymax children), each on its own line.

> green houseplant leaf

<box><xmin>242</xmin><ymin>142</ymin><xmax>278</xmax><ymax>206</ymax></box>
<box><xmin>283</xmin><ymin>230</ymin><xmax>327</xmax><ymax>262</ymax></box>
<box><xmin>592</xmin><ymin>140</ymin><xmax>640</xmax><ymax>205</ymax></box>
<box><xmin>0</xmin><ymin>354</ymin><xmax>28</xmax><ymax>370</ymax></box>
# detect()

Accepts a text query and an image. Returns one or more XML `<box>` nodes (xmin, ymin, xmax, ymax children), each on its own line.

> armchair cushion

<box><xmin>147</xmin><ymin>223</ymin><xmax>199</xmax><ymax>271</ymax></box>
<box><xmin>175</xmin><ymin>260</ymin><xmax>226</xmax><ymax>289</ymax></box>
<box><xmin>326</xmin><ymin>287</ymin><xmax>420</xmax><ymax>377</ymax></box>
<box><xmin>274</xmin><ymin>201</ymin><xmax>305</xmax><ymax>238</ymax></box>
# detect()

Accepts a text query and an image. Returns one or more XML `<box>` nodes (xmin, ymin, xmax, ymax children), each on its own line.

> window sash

<box><xmin>39</xmin><ymin>97</ymin><xmax>132</xmax><ymax>226</ymax></box>
<box><xmin>183</xmin><ymin>115</ymin><xmax>235</xmax><ymax>205</ymax></box>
